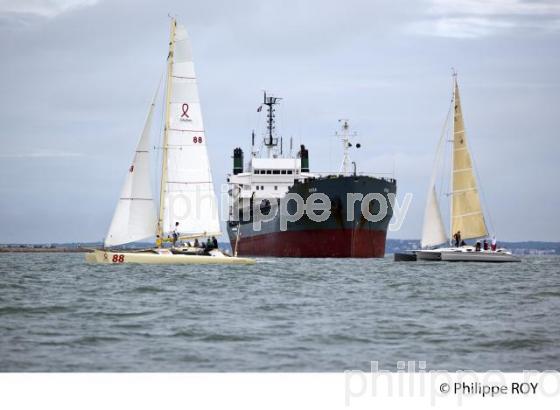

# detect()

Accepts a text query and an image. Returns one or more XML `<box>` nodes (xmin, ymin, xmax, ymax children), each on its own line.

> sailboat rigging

<box><xmin>407</xmin><ymin>72</ymin><xmax>519</xmax><ymax>263</ymax></box>
<box><xmin>86</xmin><ymin>18</ymin><xmax>254</xmax><ymax>265</ymax></box>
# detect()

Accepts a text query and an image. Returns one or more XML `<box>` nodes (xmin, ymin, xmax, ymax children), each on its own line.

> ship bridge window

<box><xmin>281</xmin><ymin>170</ymin><xmax>287</xmax><ymax>174</ymax></box>
<box><xmin>273</xmin><ymin>170</ymin><xmax>280</xmax><ymax>175</ymax></box>
<box><xmin>287</xmin><ymin>170</ymin><xmax>293</xmax><ymax>175</ymax></box>
<box><xmin>266</xmin><ymin>170</ymin><xmax>272</xmax><ymax>174</ymax></box>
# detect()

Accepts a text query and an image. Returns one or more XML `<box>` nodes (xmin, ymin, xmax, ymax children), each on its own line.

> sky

<box><xmin>0</xmin><ymin>0</ymin><xmax>559</xmax><ymax>243</ymax></box>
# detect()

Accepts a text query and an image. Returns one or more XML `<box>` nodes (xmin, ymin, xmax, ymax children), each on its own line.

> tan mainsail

<box><xmin>451</xmin><ymin>77</ymin><xmax>488</xmax><ymax>240</ymax></box>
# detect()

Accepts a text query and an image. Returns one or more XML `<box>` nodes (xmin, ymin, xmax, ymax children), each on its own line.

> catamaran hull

<box><xmin>440</xmin><ymin>251</ymin><xmax>520</xmax><ymax>263</ymax></box>
<box><xmin>414</xmin><ymin>248</ymin><xmax>520</xmax><ymax>263</ymax></box>
<box><xmin>85</xmin><ymin>249</ymin><xmax>255</xmax><ymax>265</ymax></box>
<box><xmin>414</xmin><ymin>250</ymin><xmax>442</xmax><ymax>261</ymax></box>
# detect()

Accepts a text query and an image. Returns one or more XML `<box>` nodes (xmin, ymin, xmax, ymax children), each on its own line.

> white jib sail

<box><xmin>104</xmin><ymin>87</ymin><xmax>159</xmax><ymax>247</ymax></box>
<box><xmin>420</xmin><ymin>105</ymin><xmax>449</xmax><ymax>249</ymax></box>
<box><xmin>421</xmin><ymin>186</ymin><xmax>447</xmax><ymax>248</ymax></box>
<box><xmin>162</xmin><ymin>22</ymin><xmax>220</xmax><ymax>237</ymax></box>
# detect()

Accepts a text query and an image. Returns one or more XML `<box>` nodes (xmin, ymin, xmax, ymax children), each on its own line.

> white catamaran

<box><xmin>86</xmin><ymin>18</ymin><xmax>254</xmax><ymax>265</ymax></box>
<box><xmin>414</xmin><ymin>72</ymin><xmax>520</xmax><ymax>263</ymax></box>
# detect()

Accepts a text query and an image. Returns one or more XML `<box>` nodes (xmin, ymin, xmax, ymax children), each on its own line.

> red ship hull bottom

<box><xmin>235</xmin><ymin>229</ymin><xmax>388</xmax><ymax>258</ymax></box>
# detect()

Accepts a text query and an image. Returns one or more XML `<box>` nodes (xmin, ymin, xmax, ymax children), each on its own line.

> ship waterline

<box><xmin>229</xmin><ymin>227</ymin><xmax>389</xmax><ymax>258</ymax></box>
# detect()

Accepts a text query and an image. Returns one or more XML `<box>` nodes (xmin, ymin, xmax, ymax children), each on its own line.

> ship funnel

<box><xmin>298</xmin><ymin>144</ymin><xmax>309</xmax><ymax>172</ymax></box>
<box><xmin>233</xmin><ymin>147</ymin><xmax>244</xmax><ymax>175</ymax></box>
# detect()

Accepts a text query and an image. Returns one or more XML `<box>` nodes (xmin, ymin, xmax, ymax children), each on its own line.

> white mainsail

<box><xmin>159</xmin><ymin>21</ymin><xmax>220</xmax><ymax>238</ymax></box>
<box><xmin>105</xmin><ymin>87</ymin><xmax>159</xmax><ymax>247</ymax></box>
<box><xmin>450</xmin><ymin>78</ymin><xmax>488</xmax><ymax>240</ymax></box>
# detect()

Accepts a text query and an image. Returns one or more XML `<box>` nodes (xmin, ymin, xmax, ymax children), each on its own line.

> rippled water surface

<box><xmin>1</xmin><ymin>253</ymin><xmax>559</xmax><ymax>371</ymax></box>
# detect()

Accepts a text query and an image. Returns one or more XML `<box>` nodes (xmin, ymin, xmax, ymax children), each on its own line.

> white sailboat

<box><xmin>86</xmin><ymin>18</ymin><xmax>254</xmax><ymax>265</ymax></box>
<box><xmin>414</xmin><ymin>72</ymin><xmax>520</xmax><ymax>263</ymax></box>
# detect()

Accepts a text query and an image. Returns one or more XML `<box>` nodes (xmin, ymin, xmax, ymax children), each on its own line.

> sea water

<box><xmin>1</xmin><ymin>253</ymin><xmax>559</xmax><ymax>371</ymax></box>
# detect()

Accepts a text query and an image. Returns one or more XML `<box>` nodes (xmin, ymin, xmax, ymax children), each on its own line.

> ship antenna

<box><xmin>290</xmin><ymin>136</ymin><xmax>293</xmax><ymax>157</ymax></box>
<box><xmin>336</xmin><ymin>119</ymin><xmax>357</xmax><ymax>174</ymax></box>
<box><xmin>261</xmin><ymin>90</ymin><xmax>282</xmax><ymax>158</ymax></box>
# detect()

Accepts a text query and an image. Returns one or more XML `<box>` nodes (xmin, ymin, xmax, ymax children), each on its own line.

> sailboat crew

<box><xmin>172</xmin><ymin>222</ymin><xmax>180</xmax><ymax>247</ymax></box>
<box><xmin>453</xmin><ymin>231</ymin><xmax>462</xmax><ymax>247</ymax></box>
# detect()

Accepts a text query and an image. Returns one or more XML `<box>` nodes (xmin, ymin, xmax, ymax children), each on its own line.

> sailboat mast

<box><xmin>157</xmin><ymin>18</ymin><xmax>177</xmax><ymax>241</ymax></box>
<box><xmin>449</xmin><ymin>72</ymin><xmax>457</xmax><ymax>244</ymax></box>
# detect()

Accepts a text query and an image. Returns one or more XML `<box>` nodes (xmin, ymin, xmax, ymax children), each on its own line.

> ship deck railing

<box><xmin>304</xmin><ymin>172</ymin><xmax>396</xmax><ymax>183</ymax></box>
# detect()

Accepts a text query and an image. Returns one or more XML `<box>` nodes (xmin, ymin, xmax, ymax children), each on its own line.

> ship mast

<box><xmin>262</xmin><ymin>91</ymin><xmax>281</xmax><ymax>158</ymax></box>
<box><xmin>337</xmin><ymin>119</ymin><xmax>357</xmax><ymax>174</ymax></box>
<box><xmin>156</xmin><ymin>18</ymin><xmax>176</xmax><ymax>243</ymax></box>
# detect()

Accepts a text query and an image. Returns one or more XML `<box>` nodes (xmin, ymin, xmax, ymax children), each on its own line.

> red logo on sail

<box><xmin>181</xmin><ymin>103</ymin><xmax>190</xmax><ymax>120</ymax></box>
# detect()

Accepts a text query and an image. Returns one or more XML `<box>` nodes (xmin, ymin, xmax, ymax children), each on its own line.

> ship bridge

<box><xmin>229</xmin><ymin>157</ymin><xmax>315</xmax><ymax>200</ymax></box>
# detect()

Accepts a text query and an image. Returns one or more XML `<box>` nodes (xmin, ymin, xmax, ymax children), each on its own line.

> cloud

<box><xmin>0</xmin><ymin>149</ymin><xmax>84</xmax><ymax>158</ymax></box>
<box><xmin>409</xmin><ymin>16</ymin><xmax>516</xmax><ymax>38</ymax></box>
<box><xmin>409</xmin><ymin>0</ymin><xmax>560</xmax><ymax>38</ymax></box>
<box><xmin>0</xmin><ymin>0</ymin><xmax>98</xmax><ymax>18</ymax></box>
<box><xmin>430</xmin><ymin>0</ymin><xmax>560</xmax><ymax>16</ymax></box>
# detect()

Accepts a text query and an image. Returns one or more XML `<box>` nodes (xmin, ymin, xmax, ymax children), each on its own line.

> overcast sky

<box><xmin>1</xmin><ymin>0</ymin><xmax>559</xmax><ymax>243</ymax></box>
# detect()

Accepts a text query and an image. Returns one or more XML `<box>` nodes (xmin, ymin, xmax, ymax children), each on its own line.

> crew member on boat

<box><xmin>172</xmin><ymin>222</ymin><xmax>180</xmax><ymax>247</ymax></box>
<box><xmin>453</xmin><ymin>230</ymin><xmax>462</xmax><ymax>247</ymax></box>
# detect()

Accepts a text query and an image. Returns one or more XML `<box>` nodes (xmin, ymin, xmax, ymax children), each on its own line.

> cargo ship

<box><xmin>226</xmin><ymin>93</ymin><xmax>397</xmax><ymax>257</ymax></box>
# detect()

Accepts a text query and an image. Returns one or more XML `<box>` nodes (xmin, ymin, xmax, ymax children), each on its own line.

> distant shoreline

<box><xmin>0</xmin><ymin>247</ymin><xmax>92</xmax><ymax>253</ymax></box>
<box><xmin>1</xmin><ymin>238</ymin><xmax>558</xmax><ymax>256</ymax></box>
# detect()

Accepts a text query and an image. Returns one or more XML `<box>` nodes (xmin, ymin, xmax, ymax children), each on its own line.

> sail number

<box><xmin>193</xmin><ymin>136</ymin><xmax>203</xmax><ymax>144</ymax></box>
<box><xmin>112</xmin><ymin>254</ymin><xmax>125</xmax><ymax>263</ymax></box>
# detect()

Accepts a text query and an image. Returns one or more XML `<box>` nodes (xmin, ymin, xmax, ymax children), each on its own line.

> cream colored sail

<box><xmin>158</xmin><ymin>19</ymin><xmax>221</xmax><ymax>239</ymax></box>
<box><xmin>451</xmin><ymin>78</ymin><xmax>488</xmax><ymax>240</ymax></box>
<box><xmin>105</xmin><ymin>86</ymin><xmax>159</xmax><ymax>247</ymax></box>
